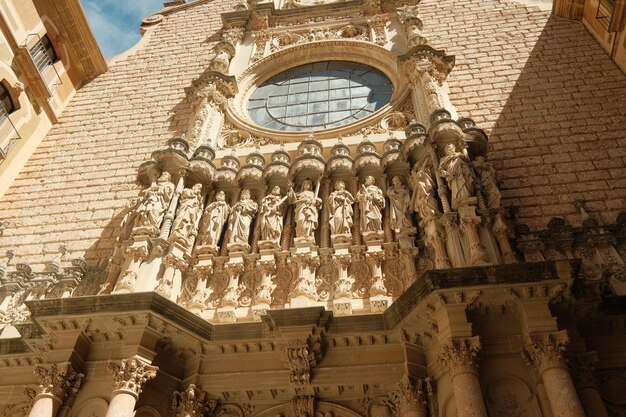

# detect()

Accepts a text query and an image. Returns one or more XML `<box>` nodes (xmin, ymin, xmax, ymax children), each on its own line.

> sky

<box><xmin>80</xmin><ymin>0</ymin><xmax>165</xmax><ymax>58</ymax></box>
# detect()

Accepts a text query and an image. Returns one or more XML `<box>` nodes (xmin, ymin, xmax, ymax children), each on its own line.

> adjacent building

<box><xmin>0</xmin><ymin>0</ymin><xmax>106</xmax><ymax>197</ymax></box>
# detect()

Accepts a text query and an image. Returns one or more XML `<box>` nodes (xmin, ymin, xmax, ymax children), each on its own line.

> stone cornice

<box><xmin>11</xmin><ymin>260</ymin><xmax>576</xmax><ymax>350</ymax></box>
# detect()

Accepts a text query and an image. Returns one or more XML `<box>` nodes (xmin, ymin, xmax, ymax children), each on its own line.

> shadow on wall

<box><xmin>484</xmin><ymin>14</ymin><xmax>626</xmax><ymax>231</ymax></box>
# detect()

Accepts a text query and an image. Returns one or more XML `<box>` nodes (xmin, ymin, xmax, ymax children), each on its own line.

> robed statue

<box><xmin>258</xmin><ymin>186</ymin><xmax>286</xmax><ymax>243</ymax></box>
<box><xmin>288</xmin><ymin>179</ymin><xmax>322</xmax><ymax>239</ymax></box>
<box><xmin>327</xmin><ymin>180</ymin><xmax>354</xmax><ymax>235</ymax></box>
<box><xmin>227</xmin><ymin>189</ymin><xmax>258</xmax><ymax>246</ymax></box>
<box><xmin>199</xmin><ymin>190</ymin><xmax>231</xmax><ymax>247</ymax></box>
<box><xmin>356</xmin><ymin>176</ymin><xmax>385</xmax><ymax>233</ymax></box>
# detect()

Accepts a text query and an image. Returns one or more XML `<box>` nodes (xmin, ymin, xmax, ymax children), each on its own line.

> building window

<box><xmin>247</xmin><ymin>61</ymin><xmax>393</xmax><ymax>131</ymax></box>
<box><xmin>29</xmin><ymin>34</ymin><xmax>58</xmax><ymax>74</ymax></box>
<box><xmin>596</xmin><ymin>0</ymin><xmax>616</xmax><ymax>30</ymax></box>
<box><xmin>0</xmin><ymin>82</ymin><xmax>15</xmax><ymax>124</ymax></box>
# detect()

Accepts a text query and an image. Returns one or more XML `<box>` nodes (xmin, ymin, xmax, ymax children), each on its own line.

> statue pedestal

<box><xmin>331</xmin><ymin>234</ymin><xmax>351</xmax><ymax>253</ymax></box>
<box><xmin>293</xmin><ymin>237</ymin><xmax>316</xmax><ymax>253</ymax></box>
<box><xmin>226</xmin><ymin>242</ymin><xmax>250</xmax><ymax>255</ymax></box>
<box><xmin>194</xmin><ymin>244</ymin><xmax>219</xmax><ymax>256</ymax></box>
<box><xmin>362</xmin><ymin>231</ymin><xmax>384</xmax><ymax>249</ymax></box>
<box><xmin>397</xmin><ymin>227</ymin><xmax>417</xmax><ymax>250</ymax></box>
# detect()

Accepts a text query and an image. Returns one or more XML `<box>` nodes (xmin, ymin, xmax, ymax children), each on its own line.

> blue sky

<box><xmin>80</xmin><ymin>0</ymin><xmax>164</xmax><ymax>58</ymax></box>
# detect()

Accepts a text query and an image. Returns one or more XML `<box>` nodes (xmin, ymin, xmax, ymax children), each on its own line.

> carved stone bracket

<box><xmin>293</xmin><ymin>396</ymin><xmax>316</xmax><ymax>417</ymax></box>
<box><xmin>108</xmin><ymin>356</ymin><xmax>158</xmax><ymax>397</ymax></box>
<box><xmin>172</xmin><ymin>384</ymin><xmax>217</xmax><ymax>417</ymax></box>
<box><xmin>389</xmin><ymin>375</ymin><xmax>426</xmax><ymax>414</ymax></box>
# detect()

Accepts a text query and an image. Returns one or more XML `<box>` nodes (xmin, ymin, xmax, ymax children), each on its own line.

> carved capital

<box><xmin>33</xmin><ymin>363</ymin><xmax>83</xmax><ymax>402</ymax></box>
<box><xmin>172</xmin><ymin>384</ymin><xmax>217</xmax><ymax>417</ymax></box>
<box><xmin>438</xmin><ymin>336</ymin><xmax>481</xmax><ymax>376</ymax></box>
<box><xmin>389</xmin><ymin>376</ymin><xmax>425</xmax><ymax>414</ymax></box>
<box><xmin>524</xmin><ymin>330</ymin><xmax>569</xmax><ymax>374</ymax></box>
<box><xmin>108</xmin><ymin>356</ymin><xmax>158</xmax><ymax>397</ymax></box>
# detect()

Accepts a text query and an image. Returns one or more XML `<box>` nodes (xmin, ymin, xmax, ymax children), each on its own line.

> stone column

<box><xmin>28</xmin><ymin>363</ymin><xmax>83</xmax><ymax>417</ymax></box>
<box><xmin>172</xmin><ymin>384</ymin><xmax>217</xmax><ymax>417</ymax></box>
<box><xmin>160</xmin><ymin>175</ymin><xmax>186</xmax><ymax>240</ymax></box>
<box><xmin>438</xmin><ymin>336</ymin><xmax>488</xmax><ymax>417</ymax></box>
<box><xmin>524</xmin><ymin>331</ymin><xmax>585</xmax><ymax>417</ymax></box>
<box><xmin>389</xmin><ymin>376</ymin><xmax>427</xmax><ymax>417</ymax></box>
<box><xmin>570</xmin><ymin>353</ymin><xmax>609</xmax><ymax>417</ymax></box>
<box><xmin>105</xmin><ymin>356</ymin><xmax>158</xmax><ymax>417</ymax></box>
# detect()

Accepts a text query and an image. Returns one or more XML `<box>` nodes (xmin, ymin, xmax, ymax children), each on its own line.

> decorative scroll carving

<box><xmin>280</xmin><ymin>336</ymin><xmax>324</xmax><ymax>386</ymax></box>
<box><xmin>293</xmin><ymin>396</ymin><xmax>315</xmax><ymax>417</ymax></box>
<box><xmin>108</xmin><ymin>356</ymin><xmax>158</xmax><ymax>396</ymax></box>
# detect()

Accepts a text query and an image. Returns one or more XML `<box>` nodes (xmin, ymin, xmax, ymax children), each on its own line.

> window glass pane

<box><xmin>247</xmin><ymin>61</ymin><xmax>393</xmax><ymax>131</ymax></box>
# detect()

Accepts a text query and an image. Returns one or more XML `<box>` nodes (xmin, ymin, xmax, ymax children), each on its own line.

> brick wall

<box><xmin>0</xmin><ymin>0</ymin><xmax>624</xmax><ymax>268</ymax></box>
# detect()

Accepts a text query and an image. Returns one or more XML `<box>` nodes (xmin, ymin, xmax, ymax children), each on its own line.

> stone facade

<box><xmin>0</xmin><ymin>0</ymin><xmax>625</xmax><ymax>417</ymax></box>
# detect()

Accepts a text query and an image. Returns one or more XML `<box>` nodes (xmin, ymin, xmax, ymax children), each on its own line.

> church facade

<box><xmin>0</xmin><ymin>0</ymin><xmax>625</xmax><ymax>417</ymax></box>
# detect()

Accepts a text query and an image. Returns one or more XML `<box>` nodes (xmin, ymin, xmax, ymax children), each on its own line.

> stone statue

<box><xmin>438</xmin><ymin>144</ymin><xmax>477</xmax><ymax>210</ymax></box>
<box><xmin>288</xmin><ymin>180</ymin><xmax>322</xmax><ymax>239</ymax></box>
<box><xmin>134</xmin><ymin>172</ymin><xmax>175</xmax><ymax>234</ymax></box>
<box><xmin>227</xmin><ymin>189</ymin><xmax>258</xmax><ymax>246</ymax></box>
<box><xmin>171</xmin><ymin>183</ymin><xmax>203</xmax><ymax>245</ymax></box>
<box><xmin>356</xmin><ymin>176</ymin><xmax>385</xmax><ymax>233</ymax></box>
<box><xmin>199</xmin><ymin>191</ymin><xmax>231</xmax><ymax>247</ymax></box>
<box><xmin>386</xmin><ymin>176</ymin><xmax>412</xmax><ymax>232</ymax></box>
<box><xmin>473</xmin><ymin>156</ymin><xmax>502</xmax><ymax>209</ymax></box>
<box><xmin>327</xmin><ymin>181</ymin><xmax>354</xmax><ymax>236</ymax></box>
<box><xmin>259</xmin><ymin>186</ymin><xmax>286</xmax><ymax>243</ymax></box>
<box><xmin>411</xmin><ymin>161</ymin><xmax>440</xmax><ymax>222</ymax></box>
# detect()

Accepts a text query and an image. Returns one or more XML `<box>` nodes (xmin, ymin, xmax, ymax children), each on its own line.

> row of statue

<box><xmin>129</xmin><ymin>143</ymin><xmax>502</xmax><ymax>255</ymax></box>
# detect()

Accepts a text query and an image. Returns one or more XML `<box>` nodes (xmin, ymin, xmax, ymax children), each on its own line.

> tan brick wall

<box><xmin>0</xmin><ymin>0</ymin><xmax>625</xmax><ymax>268</ymax></box>
<box><xmin>421</xmin><ymin>0</ymin><xmax>626</xmax><ymax>230</ymax></box>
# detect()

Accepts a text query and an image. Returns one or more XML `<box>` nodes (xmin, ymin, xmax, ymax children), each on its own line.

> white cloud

<box><xmin>81</xmin><ymin>0</ymin><xmax>164</xmax><ymax>57</ymax></box>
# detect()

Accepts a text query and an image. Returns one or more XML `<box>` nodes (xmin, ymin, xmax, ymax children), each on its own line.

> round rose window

<box><xmin>247</xmin><ymin>61</ymin><xmax>393</xmax><ymax>131</ymax></box>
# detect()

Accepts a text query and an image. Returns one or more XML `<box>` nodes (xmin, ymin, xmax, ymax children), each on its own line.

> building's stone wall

<box><xmin>0</xmin><ymin>0</ymin><xmax>625</xmax><ymax>270</ymax></box>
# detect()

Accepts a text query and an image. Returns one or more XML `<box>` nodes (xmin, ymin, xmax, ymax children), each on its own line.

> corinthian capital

<box><xmin>438</xmin><ymin>336</ymin><xmax>481</xmax><ymax>376</ymax></box>
<box><xmin>524</xmin><ymin>330</ymin><xmax>569</xmax><ymax>374</ymax></box>
<box><xmin>172</xmin><ymin>384</ymin><xmax>217</xmax><ymax>417</ymax></box>
<box><xmin>34</xmin><ymin>363</ymin><xmax>84</xmax><ymax>402</ymax></box>
<box><xmin>108</xmin><ymin>356</ymin><xmax>158</xmax><ymax>397</ymax></box>
<box><xmin>389</xmin><ymin>376</ymin><xmax>425</xmax><ymax>414</ymax></box>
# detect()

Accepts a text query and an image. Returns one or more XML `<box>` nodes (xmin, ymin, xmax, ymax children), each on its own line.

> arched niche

<box><xmin>485</xmin><ymin>375</ymin><xmax>542</xmax><ymax>417</ymax></box>
<box><xmin>251</xmin><ymin>400</ymin><xmax>363</xmax><ymax>417</ymax></box>
<box><xmin>71</xmin><ymin>398</ymin><xmax>108</xmax><ymax>417</ymax></box>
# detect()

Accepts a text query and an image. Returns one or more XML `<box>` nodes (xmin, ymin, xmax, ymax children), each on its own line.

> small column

<box><xmin>28</xmin><ymin>364</ymin><xmax>83</xmax><ymax>417</ymax></box>
<box><xmin>160</xmin><ymin>174</ymin><xmax>186</xmax><ymax>240</ymax></box>
<box><xmin>438</xmin><ymin>336</ymin><xmax>488</xmax><ymax>417</ymax></box>
<box><xmin>524</xmin><ymin>331</ymin><xmax>585</xmax><ymax>417</ymax></box>
<box><xmin>389</xmin><ymin>376</ymin><xmax>428</xmax><ymax>417</ymax></box>
<box><xmin>105</xmin><ymin>356</ymin><xmax>158</xmax><ymax>417</ymax></box>
<box><xmin>571</xmin><ymin>353</ymin><xmax>609</xmax><ymax>417</ymax></box>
